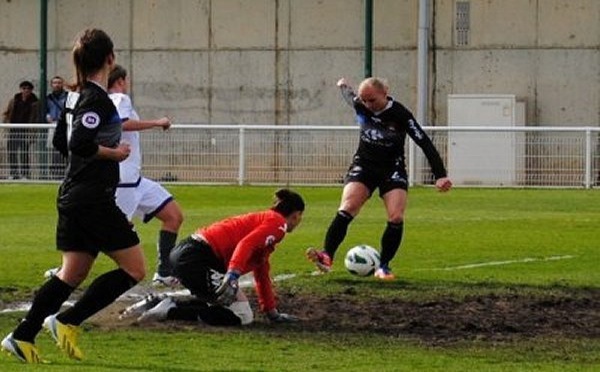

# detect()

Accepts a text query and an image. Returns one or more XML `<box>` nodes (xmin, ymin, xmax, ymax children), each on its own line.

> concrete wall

<box><xmin>0</xmin><ymin>0</ymin><xmax>598</xmax><ymax>127</ymax></box>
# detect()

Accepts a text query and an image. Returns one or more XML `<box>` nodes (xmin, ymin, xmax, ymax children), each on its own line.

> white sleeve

<box><xmin>111</xmin><ymin>94</ymin><xmax>134</xmax><ymax>121</ymax></box>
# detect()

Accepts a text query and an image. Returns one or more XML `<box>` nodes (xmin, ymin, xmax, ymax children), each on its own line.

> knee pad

<box><xmin>228</xmin><ymin>301</ymin><xmax>254</xmax><ymax>325</ymax></box>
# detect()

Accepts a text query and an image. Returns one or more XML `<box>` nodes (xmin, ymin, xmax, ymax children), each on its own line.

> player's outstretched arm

<box><xmin>122</xmin><ymin>117</ymin><xmax>171</xmax><ymax>132</ymax></box>
<box><xmin>337</xmin><ymin>78</ymin><xmax>356</xmax><ymax>107</ymax></box>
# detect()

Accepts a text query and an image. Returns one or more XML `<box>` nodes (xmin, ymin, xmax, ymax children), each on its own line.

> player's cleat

<box><xmin>1</xmin><ymin>333</ymin><xmax>43</xmax><ymax>363</ymax></box>
<box><xmin>306</xmin><ymin>247</ymin><xmax>332</xmax><ymax>273</ymax></box>
<box><xmin>44</xmin><ymin>267</ymin><xmax>60</xmax><ymax>279</ymax></box>
<box><xmin>137</xmin><ymin>296</ymin><xmax>176</xmax><ymax>323</ymax></box>
<box><xmin>119</xmin><ymin>293</ymin><xmax>166</xmax><ymax>320</ymax></box>
<box><xmin>374</xmin><ymin>266</ymin><xmax>395</xmax><ymax>281</ymax></box>
<box><xmin>43</xmin><ymin>315</ymin><xmax>83</xmax><ymax>360</ymax></box>
<box><xmin>151</xmin><ymin>272</ymin><xmax>180</xmax><ymax>287</ymax></box>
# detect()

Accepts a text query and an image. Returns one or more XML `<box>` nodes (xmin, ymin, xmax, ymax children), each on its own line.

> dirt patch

<box><xmin>90</xmin><ymin>287</ymin><xmax>600</xmax><ymax>345</ymax></box>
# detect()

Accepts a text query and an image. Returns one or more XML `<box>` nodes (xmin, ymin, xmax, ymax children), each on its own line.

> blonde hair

<box><xmin>358</xmin><ymin>77</ymin><xmax>389</xmax><ymax>94</ymax></box>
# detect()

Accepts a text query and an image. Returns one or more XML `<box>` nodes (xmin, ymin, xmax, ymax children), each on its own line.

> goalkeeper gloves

<box><xmin>215</xmin><ymin>270</ymin><xmax>240</xmax><ymax>306</ymax></box>
<box><xmin>267</xmin><ymin>309</ymin><xmax>299</xmax><ymax>323</ymax></box>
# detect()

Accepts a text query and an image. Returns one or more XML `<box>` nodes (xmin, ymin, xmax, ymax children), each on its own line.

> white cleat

<box><xmin>137</xmin><ymin>296</ymin><xmax>176</xmax><ymax>323</ymax></box>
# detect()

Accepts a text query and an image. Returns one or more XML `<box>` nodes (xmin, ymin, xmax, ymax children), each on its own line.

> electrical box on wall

<box><xmin>447</xmin><ymin>94</ymin><xmax>526</xmax><ymax>186</ymax></box>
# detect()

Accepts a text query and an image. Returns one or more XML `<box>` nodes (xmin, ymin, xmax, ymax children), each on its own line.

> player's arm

<box><xmin>404</xmin><ymin>112</ymin><xmax>452</xmax><ymax>191</ymax></box>
<box><xmin>228</xmin><ymin>223</ymin><xmax>284</xmax><ymax>273</ymax></box>
<box><xmin>96</xmin><ymin>143</ymin><xmax>131</xmax><ymax>162</ymax></box>
<box><xmin>122</xmin><ymin>117</ymin><xmax>171</xmax><ymax>132</ymax></box>
<box><xmin>253</xmin><ymin>261</ymin><xmax>276</xmax><ymax>313</ymax></box>
<box><xmin>53</xmin><ymin>109</ymin><xmax>69</xmax><ymax>157</ymax></box>
<box><xmin>337</xmin><ymin>78</ymin><xmax>357</xmax><ymax>107</ymax></box>
<box><xmin>116</xmin><ymin>94</ymin><xmax>171</xmax><ymax>132</ymax></box>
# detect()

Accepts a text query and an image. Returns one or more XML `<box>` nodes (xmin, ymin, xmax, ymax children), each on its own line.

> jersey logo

<box><xmin>348</xmin><ymin>165</ymin><xmax>362</xmax><ymax>177</ymax></box>
<box><xmin>81</xmin><ymin>111</ymin><xmax>100</xmax><ymax>129</ymax></box>
<box><xmin>408</xmin><ymin>119</ymin><xmax>423</xmax><ymax>140</ymax></box>
<box><xmin>209</xmin><ymin>269</ymin><xmax>224</xmax><ymax>288</ymax></box>
<box><xmin>363</xmin><ymin>128</ymin><xmax>384</xmax><ymax>142</ymax></box>
<box><xmin>265</xmin><ymin>235</ymin><xmax>276</xmax><ymax>247</ymax></box>
<box><xmin>278</xmin><ymin>225</ymin><xmax>287</xmax><ymax>233</ymax></box>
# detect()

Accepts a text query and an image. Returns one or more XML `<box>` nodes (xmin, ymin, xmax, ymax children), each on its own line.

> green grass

<box><xmin>0</xmin><ymin>184</ymin><xmax>599</xmax><ymax>371</ymax></box>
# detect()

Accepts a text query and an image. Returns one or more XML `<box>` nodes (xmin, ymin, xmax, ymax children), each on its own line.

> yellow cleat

<box><xmin>43</xmin><ymin>315</ymin><xmax>83</xmax><ymax>360</ymax></box>
<box><xmin>1</xmin><ymin>333</ymin><xmax>43</xmax><ymax>363</ymax></box>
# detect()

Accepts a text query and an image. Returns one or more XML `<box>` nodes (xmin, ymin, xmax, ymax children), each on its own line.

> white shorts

<box><xmin>116</xmin><ymin>177</ymin><xmax>174</xmax><ymax>223</ymax></box>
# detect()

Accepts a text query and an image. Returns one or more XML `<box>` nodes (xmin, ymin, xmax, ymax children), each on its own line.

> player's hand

<box><xmin>337</xmin><ymin>78</ymin><xmax>348</xmax><ymax>87</ymax></box>
<box><xmin>267</xmin><ymin>309</ymin><xmax>300</xmax><ymax>323</ymax></box>
<box><xmin>114</xmin><ymin>143</ymin><xmax>131</xmax><ymax>162</ymax></box>
<box><xmin>156</xmin><ymin>117</ymin><xmax>171</xmax><ymax>131</ymax></box>
<box><xmin>215</xmin><ymin>270</ymin><xmax>240</xmax><ymax>306</ymax></box>
<box><xmin>435</xmin><ymin>177</ymin><xmax>452</xmax><ymax>192</ymax></box>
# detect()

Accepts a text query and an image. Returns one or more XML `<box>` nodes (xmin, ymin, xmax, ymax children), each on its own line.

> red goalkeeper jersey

<box><xmin>197</xmin><ymin>209</ymin><xmax>288</xmax><ymax>312</ymax></box>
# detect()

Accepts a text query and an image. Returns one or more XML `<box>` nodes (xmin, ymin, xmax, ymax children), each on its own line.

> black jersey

<box><xmin>351</xmin><ymin>97</ymin><xmax>447</xmax><ymax>179</ymax></box>
<box><xmin>55</xmin><ymin>81</ymin><xmax>123</xmax><ymax>207</ymax></box>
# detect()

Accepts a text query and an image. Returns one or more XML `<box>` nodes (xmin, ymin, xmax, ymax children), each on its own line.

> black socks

<box><xmin>379</xmin><ymin>221</ymin><xmax>404</xmax><ymax>267</ymax></box>
<box><xmin>157</xmin><ymin>230</ymin><xmax>178</xmax><ymax>276</ymax></box>
<box><xmin>57</xmin><ymin>268</ymin><xmax>137</xmax><ymax>326</ymax></box>
<box><xmin>13</xmin><ymin>276</ymin><xmax>74</xmax><ymax>342</ymax></box>
<box><xmin>324</xmin><ymin>210</ymin><xmax>354</xmax><ymax>259</ymax></box>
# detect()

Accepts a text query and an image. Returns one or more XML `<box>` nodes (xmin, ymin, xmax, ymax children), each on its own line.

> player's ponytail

<box><xmin>70</xmin><ymin>28</ymin><xmax>114</xmax><ymax>91</ymax></box>
<box><xmin>271</xmin><ymin>189</ymin><xmax>305</xmax><ymax>216</ymax></box>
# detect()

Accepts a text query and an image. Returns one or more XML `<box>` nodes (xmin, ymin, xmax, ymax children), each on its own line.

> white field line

<box><xmin>416</xmin><ymin>255</ymin><xmax>576</xmax><ymax>271</ymax></box>
<box><xmin>0</xmin><ymin>273</ymin><xmax>298</xmax><ymax>313</ymax></box>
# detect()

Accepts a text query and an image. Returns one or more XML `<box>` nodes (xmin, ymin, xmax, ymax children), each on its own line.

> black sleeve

<box><xmin>52</xmin><ymin>110</ymin><xmax>69</xmax><ymax>158</ymax></box>
<box><xmin>405</xmin><ymin>113</ymin><xmax>447</xmax><ymax>179</ymax></box>
<box><xmin>68</xmin><ymin>96</ymin><xmax>105</xmax><ymax>158</ymax></box>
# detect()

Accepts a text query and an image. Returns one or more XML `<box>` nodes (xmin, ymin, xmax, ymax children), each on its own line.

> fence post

<box><xmin>238</xmin><ymin>127</ymin><xmax>245</xmax><ymax>185</ymax></box>
<box><xmin>585</xmin><ymin>129</ymin><xmax>591</xmax><ymax>189</ymax></box>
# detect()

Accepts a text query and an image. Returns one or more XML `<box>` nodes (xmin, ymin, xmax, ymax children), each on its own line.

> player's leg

<box><xmin>307</xmin><ymin>181</ymin><xmax>371</xmax><ymax>271</ymax></box>
<box><xmin>142</xmin><ymin>289</ymin><xmax>253</xmax><ymax>326</ymax></box>
<box><xmin>46</xmin><ymin>204</ymin><xmax>142</xmax><ymax>360</ymax></box>
<box><xmin>376</xmin><ymin>188</ymin><xmax>408</xmax><ymax>280</ymax></box>
<box><xmin>58</xmin><ymin>244</ymin><xmax>145</xmax><ymax>325</ymax></box>
<box><xmin>153</xmin><ymin>200</ymin><xmax>183</xmax><ymax>282</ymax></box>
<box><xmin>136</xmin><ymin>178</ymin><xmax>183</xmax><ymax>286</ymax></box>
<box><xmin>2</xmin><ymin>251</ymin><xmax>90</xmax><ymax>362</ymax></box>
<box><xmin>327</xmin><ymin>181</ymin><xmax>371</xmax><ymax>256</ymax></box>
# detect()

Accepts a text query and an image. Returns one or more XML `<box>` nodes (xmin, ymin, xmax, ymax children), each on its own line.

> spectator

<box><xmin>45</xmin><ymin>76</ymin><xmax>68</xmax><ymax>179</ymax></box>
<box><xmin>2</xmin><ymin>80</ymin><xmax>38</xmax><ymax>179</ymax></box>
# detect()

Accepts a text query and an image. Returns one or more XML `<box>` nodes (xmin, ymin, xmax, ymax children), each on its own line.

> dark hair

<box><xmin>271</xmin><ymin>189</ymin><xmax>305</xmax><ymax>216</ymax></box>
<box><xmin>19</xmin><ymin>81</ymin><xmax>34</xmax><ymax>89</ymax></box>
<box><xmin>71</xmin><ymin>28</ymin><xmax>114</xmax><ymax>91</ymax></box>
<box><xmin>108</xmin><ymin>64</ymin><xmax>127</xmax><ymax>89</ymax></box>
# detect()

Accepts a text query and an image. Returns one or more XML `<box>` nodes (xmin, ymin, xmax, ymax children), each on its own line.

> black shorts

<box><xmin>169</xmin><ymin>236</ymin><xmax>226</xmax><ymax>302</ymax></box>
<box><xmin>344</xmin><ymin>157</ymin><xmax>408</xmax><ymax>197</ymax></box>
<box><xmin>56</xmin><ymin>202</ymin><xmax>140</xmax><ymax>257</ymax></box>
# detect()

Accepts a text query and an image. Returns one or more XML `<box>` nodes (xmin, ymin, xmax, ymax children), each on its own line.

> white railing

<box><xmin>0</xmin><ymin>124</ymin><xmax>598</xmax><ymax>188</ymax></box>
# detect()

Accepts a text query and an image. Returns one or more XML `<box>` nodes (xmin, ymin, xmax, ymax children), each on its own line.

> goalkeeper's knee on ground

<box><xmin>198</xmin><ymin>301</ymin><xmax>253</xmax><ymax>326</ymax></box>
<box><xmin>228</xmin><ymin>300</ymin><xmax>253</xmax><ymax>325</ymax></box>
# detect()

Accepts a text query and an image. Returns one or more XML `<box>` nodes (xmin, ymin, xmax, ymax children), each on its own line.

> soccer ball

<box><xmin>344</xmin><ymin>245</ymin><xmax>380</xmax><ymax>276</ymax></box>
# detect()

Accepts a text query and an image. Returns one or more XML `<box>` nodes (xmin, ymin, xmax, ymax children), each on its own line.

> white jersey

<box><xmin>109</xmin><ymin>92</ymin><xmax>142</xmax><ymax>184</ymax></box>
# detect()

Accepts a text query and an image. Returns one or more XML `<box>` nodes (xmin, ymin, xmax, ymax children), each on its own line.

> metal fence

<box><xmin>1</xmin><ymin>124</ymin><xmax>598</xmax><ymax>188</ymax></box>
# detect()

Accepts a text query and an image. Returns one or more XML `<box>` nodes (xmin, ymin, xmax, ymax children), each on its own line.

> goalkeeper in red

<box><xmin>307</xmin><ymin>77</ymin><xmax>452</xmax><ymax>280</ymax></box>
<box><xmin>137</xmin><ymin>189</ymin><xmax>305</xmax><ymax>325</ymax></box>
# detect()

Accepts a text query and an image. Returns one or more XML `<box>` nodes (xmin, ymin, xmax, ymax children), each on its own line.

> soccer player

<box><xmin>1</xmin><ymin>28</ymin><xmax>144</xmax><ymax>363</ymax></box>
<box><xmin>306</xmin><ymin>77</ymin><xmax>452</xmax><ymax>280</ymax></box>
<box><xmin>108</xmin><ymin>64</ymin><xmax>183</xmax><ymax>287</ymax></box>
<box><xmin>136</xmin><ymin>189</ymin><xmax>305</xmax><ymax>325</ymax></box>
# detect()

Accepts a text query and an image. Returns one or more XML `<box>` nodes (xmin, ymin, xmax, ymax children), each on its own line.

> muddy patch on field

<box><xmin>88</xmin><ymin>287</ymin><xmax>600</xmax><ymax>345</ymax></box>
